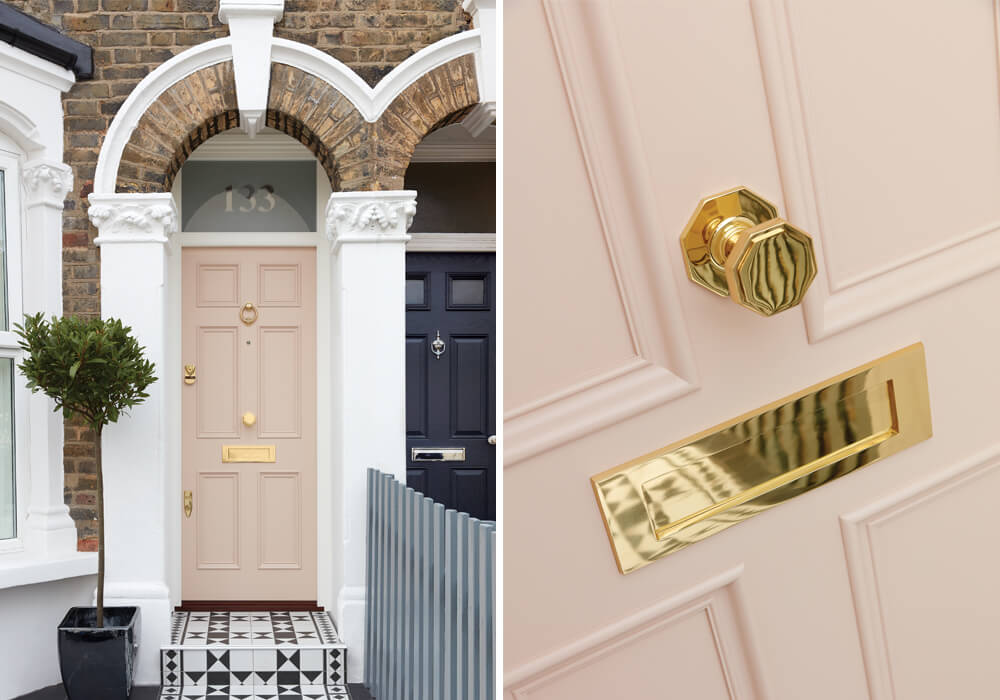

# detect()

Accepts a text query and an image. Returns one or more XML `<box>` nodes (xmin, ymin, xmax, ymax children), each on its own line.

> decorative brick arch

<box><xmin>115</xmin><ymin>53</ymin><xmax>479</xmax><ymax>194</ymax></box>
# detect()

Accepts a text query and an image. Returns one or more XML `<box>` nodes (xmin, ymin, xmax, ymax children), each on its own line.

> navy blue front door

<box><xmin>405</xmin><ymin>252</ymin><xmax>496</xmax><ymax>521</ymax></box>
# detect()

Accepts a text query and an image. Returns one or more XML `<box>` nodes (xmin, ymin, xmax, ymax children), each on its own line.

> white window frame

<box><xmin>0</xmin><ymin>146</ymin><xmax>31</xmax><ymax>554</ymax></box>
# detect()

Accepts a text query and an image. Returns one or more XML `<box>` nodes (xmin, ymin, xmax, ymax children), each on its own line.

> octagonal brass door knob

<box><xmin>680</xmin><ymin>186</ymin><xmax>817</xmax><ymax>317</ymax></box>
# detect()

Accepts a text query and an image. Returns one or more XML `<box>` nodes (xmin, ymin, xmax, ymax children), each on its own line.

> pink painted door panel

<box><xmin>505</xmin><ymin>1</ymin><xmax>1000</xmax><ymax>698</ymax></box>
<box><xmin>182</xmin><ymin>247</ymin><xmax>317</xmax><ymax>601</ymax></box>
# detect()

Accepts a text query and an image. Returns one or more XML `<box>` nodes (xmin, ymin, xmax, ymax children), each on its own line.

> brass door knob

<box><xmin>243</xmin><ymin>411</ymin><xmax>256</xmax><ymax>427</ymax></box>
<box><xmin>681</xmin><ymin>187</ymin><xmax>817</xmax><ymax>317</ymax></box>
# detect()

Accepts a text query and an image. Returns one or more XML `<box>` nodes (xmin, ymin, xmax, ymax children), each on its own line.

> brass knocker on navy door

<box><xmin>431</xmin><ymin>331</ymin><xmax>446</xmax><ymax>359</ymax></box>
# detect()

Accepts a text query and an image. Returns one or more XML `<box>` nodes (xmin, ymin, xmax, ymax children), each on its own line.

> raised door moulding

<box><xmin>749</xmin><ymin>0</ymin><xmax>1000</xmax><ymax>340</ymax></box>
<box><xmin>504</xmin><ymin>0</ymin><xmax>699</xmax><ymax>467</ymax></box>
<box><xmin>840</xmin><ymin>444</ymin><xmax>1000</xmax><ymax>700</ymax></box>
<box><xmin>504</xmin><ymin>566</ymin><xmax>769</xmax><ymax>698</ymax></box>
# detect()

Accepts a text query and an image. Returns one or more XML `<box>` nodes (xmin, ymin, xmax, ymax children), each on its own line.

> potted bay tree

<box><xmin>15</xmin><ymin>313</ymin><xmax>157</xmax><ymax>700</ymax></box>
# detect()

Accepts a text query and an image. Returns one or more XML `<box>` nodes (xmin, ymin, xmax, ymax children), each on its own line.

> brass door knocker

<box><xmin>431</xmin><ymin>331</ymin><xmax>446</xmax><ymax>359</ymax></box>
<box><xmin>240</xmin><ymin>302</ymin><xmax>258</xmax><ymax>326</ymax></box>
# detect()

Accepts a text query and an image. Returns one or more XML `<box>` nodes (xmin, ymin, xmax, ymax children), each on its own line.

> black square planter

<box><xmin>57</xmin><ymin>606</ymin><xmax>140</xmax><ymax>700</ymax></box>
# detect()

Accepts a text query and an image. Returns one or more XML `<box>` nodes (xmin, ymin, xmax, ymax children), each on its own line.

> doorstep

<box><xmin>160</xmin><ymin>611</ymin><xmax>349</xmax><ymax>700</ymax></box>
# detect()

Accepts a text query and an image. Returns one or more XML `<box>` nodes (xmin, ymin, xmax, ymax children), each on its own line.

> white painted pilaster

<box><xmin>462</xmin><ymin>0</ymin><xmax>496</xmax><ymax>136</ymax></box>
<box><xmin>219</xmin><ymin>0</ymin><xmax>284</xmax><ymax>137</ymax></box>
<box><xmin>20</xmin><ymin>160</ymin><xmax>77</xmax><ymax>555</ymax></box>
<box><xmin>325</xmin><ymin>190</ymin><xmax>415</xmax><ymax>682</ymax></box>
<box><xmin>88</xmin><ymin>192</ymin><xmax>177</xmax><ymax>685</ymax></box>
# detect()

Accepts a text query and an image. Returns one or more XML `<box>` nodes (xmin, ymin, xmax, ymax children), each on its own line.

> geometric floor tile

<box><xmin>161</xmin><ymin>611</ymin><xmax>349</xmax><ymax>699</ymax></box>
<box><xmin>158</xmin><ymin>685</ymin><xmax>351</xmax><ymax>699</ymax></box>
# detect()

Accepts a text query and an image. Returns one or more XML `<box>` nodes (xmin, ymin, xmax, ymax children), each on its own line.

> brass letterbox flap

<box><xmin>591</xmin><ymin>343</ymin><xmax>932</xmax><ymax>575</ymax></box>
<box><xmin>222</xmin><ymin>445</ymin><xmax>276</xmax><ymax>463</ymax></box>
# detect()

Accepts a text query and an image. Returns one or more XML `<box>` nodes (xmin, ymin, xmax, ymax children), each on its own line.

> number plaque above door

<box><xmin>180</xmin><ymin>160</ymin><xmax>317</xmax><ymax>233</ymax></box>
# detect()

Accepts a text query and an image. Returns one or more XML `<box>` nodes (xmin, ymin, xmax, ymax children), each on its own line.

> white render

<box><xmin>461</xmin><ymin>0</ymin><xmax>497</xmax><ymax>136</ymax></box>
<box><xmin>0</xmin><ymin>37</ymin><xmax>98</xmax><ymax>697</ymax></box>
<box><xmin>89</xmin><ymin>193</ymin><xmax>179</xmax><ymax>683</ymax></box>
<box><xmin>218</xmin><ymin>0</ymin><xmax>284</xmax><ymax>136</ymax></box>
<box><xmin>325</xmin><ymin>191</ymin><xmax>414</xmax><ymax>681</ymax></box>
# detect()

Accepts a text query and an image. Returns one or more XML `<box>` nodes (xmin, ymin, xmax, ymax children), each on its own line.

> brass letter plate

<box><xmin>591</xmin><ymin>343</ymin><xmax>932</xmax><ymax>575</ymax></box>
<box><xmin>222</xmin><ymin>445</ymin><xmax>276</xmax><ymax>463</ymax></box>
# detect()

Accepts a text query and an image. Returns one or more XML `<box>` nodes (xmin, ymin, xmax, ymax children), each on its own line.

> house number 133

<box><xmin>224</xmin><ymin>184</ymin><xmax>277</xmax><ymax>213</ymax></box>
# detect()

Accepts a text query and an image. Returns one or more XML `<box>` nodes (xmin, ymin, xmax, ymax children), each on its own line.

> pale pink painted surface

<box><xmin>182</xmin><ymin>247</ymin><xmax>317</xmax><ymax>600</ymax></box>
<box><xmin>504</xmin><ymin>1</ymin><xmax>1000</xmax><ymax>698</ymax></box>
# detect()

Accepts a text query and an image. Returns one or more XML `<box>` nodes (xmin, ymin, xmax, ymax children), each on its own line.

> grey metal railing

<box><xmin>364</xmin><ymin>469</ymin><xmax>496</xmax><ymax>700</ymax></box>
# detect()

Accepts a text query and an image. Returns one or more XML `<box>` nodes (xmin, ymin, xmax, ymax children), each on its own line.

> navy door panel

<box><xmin>406</xmin><ymin>252</ymin><xmax>496</xmax><ymax>521</ymax></box>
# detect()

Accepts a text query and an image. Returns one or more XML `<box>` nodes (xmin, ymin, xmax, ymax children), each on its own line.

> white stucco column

<box><xmin>20</xmin><ymin>161</ymin><xmax>78</xmax><ymax>555</ymax></box>
<box><xmin>88</xmin><ymin>192</ymin><xmax>176</xmax><ymax>685</ymax></box>
<box><xmin>325</xmin><ymin>190</ymin><xmax>415</xmax><ymax>682</ymax></box>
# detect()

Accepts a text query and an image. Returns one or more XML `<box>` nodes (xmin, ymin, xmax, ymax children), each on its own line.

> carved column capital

<box><xmin>22</xmin><ymin>160</ymin><xmax>73</xmax><ymax>209</ymax></box>
<box><xmin>324</xmin><ymin>191</ymin><xmax>417</xmax><ymax>252</ymax></box>
<box><xmin>88</xmin><ymin>193</ymin><xmax>178</xmax><ymax>245</ymax></box>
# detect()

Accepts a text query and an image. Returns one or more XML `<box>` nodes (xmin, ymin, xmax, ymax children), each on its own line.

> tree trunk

<box><xmin>96</xmin><ymin>426</ymin><xmax>104</xmax><ymax>629</ymax></box>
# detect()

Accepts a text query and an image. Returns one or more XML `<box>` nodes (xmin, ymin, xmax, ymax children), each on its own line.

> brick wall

<box><xmin>5</xmin><ymin>0</ymin><xmax>472</xmax><ymax>549</ymax></box>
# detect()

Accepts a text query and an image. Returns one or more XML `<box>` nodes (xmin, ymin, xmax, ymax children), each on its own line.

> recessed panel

<box><xmin>504</xmin><ymin>0</ymin><xmax>636</xmax><ymax>411</ymax></box>
<box><xmin>258</xmin><ymin>472</ymin><xmax>301</xmax><ymax>569</ymax></box>
<box><xmin>450</xmin><ymin>468</ymin><xmax>487</xmax><ymax>519</ymax></box>
<box><xmin>196</xmin><ymin>264</ymin><xmax>240</xmax><ymax>307</ymax></box>
<box><xmin>406</xmin><ymin>336</ymin><xmax>428</xmax><ymax>438</ymax></box>
<box><xmin>519</xmin><ymin>609</ymin><xmax>732</xmax><ymax>700</ymax></box>
<box><xmin>196</xmin><ymin>472</ymin><xmax>240</xmax><ymax>569</ymax></box>
<box><xmin>258</xmin><ymin>327</ymin><xmax>301</xmax><ymax>437</ymax></box>
<box><xmin>196</xmin><ymin>327</ymin><xmax>239</xmax><ymax>437</ymax></box>
<box><xmin>783</xmin><ymin>1</ymin><xmax>1000</xmax><ymax>287</ymax></box>
<box><xmin>863</xmin><ymin>465</ymin><xmax>1000</xmax><ymax>698</ymax></box>
<box><xmin>407</xmin><ymin>468</ymin><xmax>429</xmax><ymax>496</ymax></box>
<box><xmin>258</xmin><ymin>264</ymin><xmax>301</xmax><ymax>307</ymax></box>
<box><xmin>451</xmin><ymin>336</ymin><xmax>488</xmax><ymax>438</ymax></box>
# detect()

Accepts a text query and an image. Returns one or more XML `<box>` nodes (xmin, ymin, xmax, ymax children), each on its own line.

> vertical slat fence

<box><xmin>364</xmin><ymin>469</ymin><xmax>496</xmax><ymax>700</ymax></box>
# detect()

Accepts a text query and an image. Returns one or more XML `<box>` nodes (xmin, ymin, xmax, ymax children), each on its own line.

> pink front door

<box><xmin>505</xmin><ymin>1</ymin><xmax>1000</xmax><ymax>698</ymax></box>
<box><xmin>181</xmin><ymin>247</ymin><xmax>317</xmax><ymax>601</ymax></box>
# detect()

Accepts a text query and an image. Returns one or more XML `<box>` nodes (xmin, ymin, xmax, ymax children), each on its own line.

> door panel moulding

<box><xmin>505</xmin><ymin>1</ymin><xmax>699</xmax><ymax>467</ymax></box>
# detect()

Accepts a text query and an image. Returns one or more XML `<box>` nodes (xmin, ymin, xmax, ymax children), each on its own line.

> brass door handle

<box><xmin>681</xmin><ymin>187</ymin><xmax>817</xmax><ymax>316</ymax></box>
<box><xmin>243</xmin><ymin>411</ymin><xmax>256</xmax><ymax>427</ymax></box>
<box><xmin>184</xmin><ymin>490</ymin><xmax>192</xmax><ymax>518</ymax></box>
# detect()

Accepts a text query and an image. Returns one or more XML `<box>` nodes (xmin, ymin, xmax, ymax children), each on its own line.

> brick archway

<box><xmin>115</xmin><ymin>54</ymin><xmax>479</xmax><ymax>194</ymax></box>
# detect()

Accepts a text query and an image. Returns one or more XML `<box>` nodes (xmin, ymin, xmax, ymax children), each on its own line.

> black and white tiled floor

<box><xmin>159</xmin><ymin>612</ymin><xmax>349</xmax><ymax>700</ymax></box>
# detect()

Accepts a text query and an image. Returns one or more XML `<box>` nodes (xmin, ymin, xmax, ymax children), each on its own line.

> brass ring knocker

<box><xmin>240</xmin><ymin>302</ymin><xmax>258</xmax><ymax>326</ymax></box>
